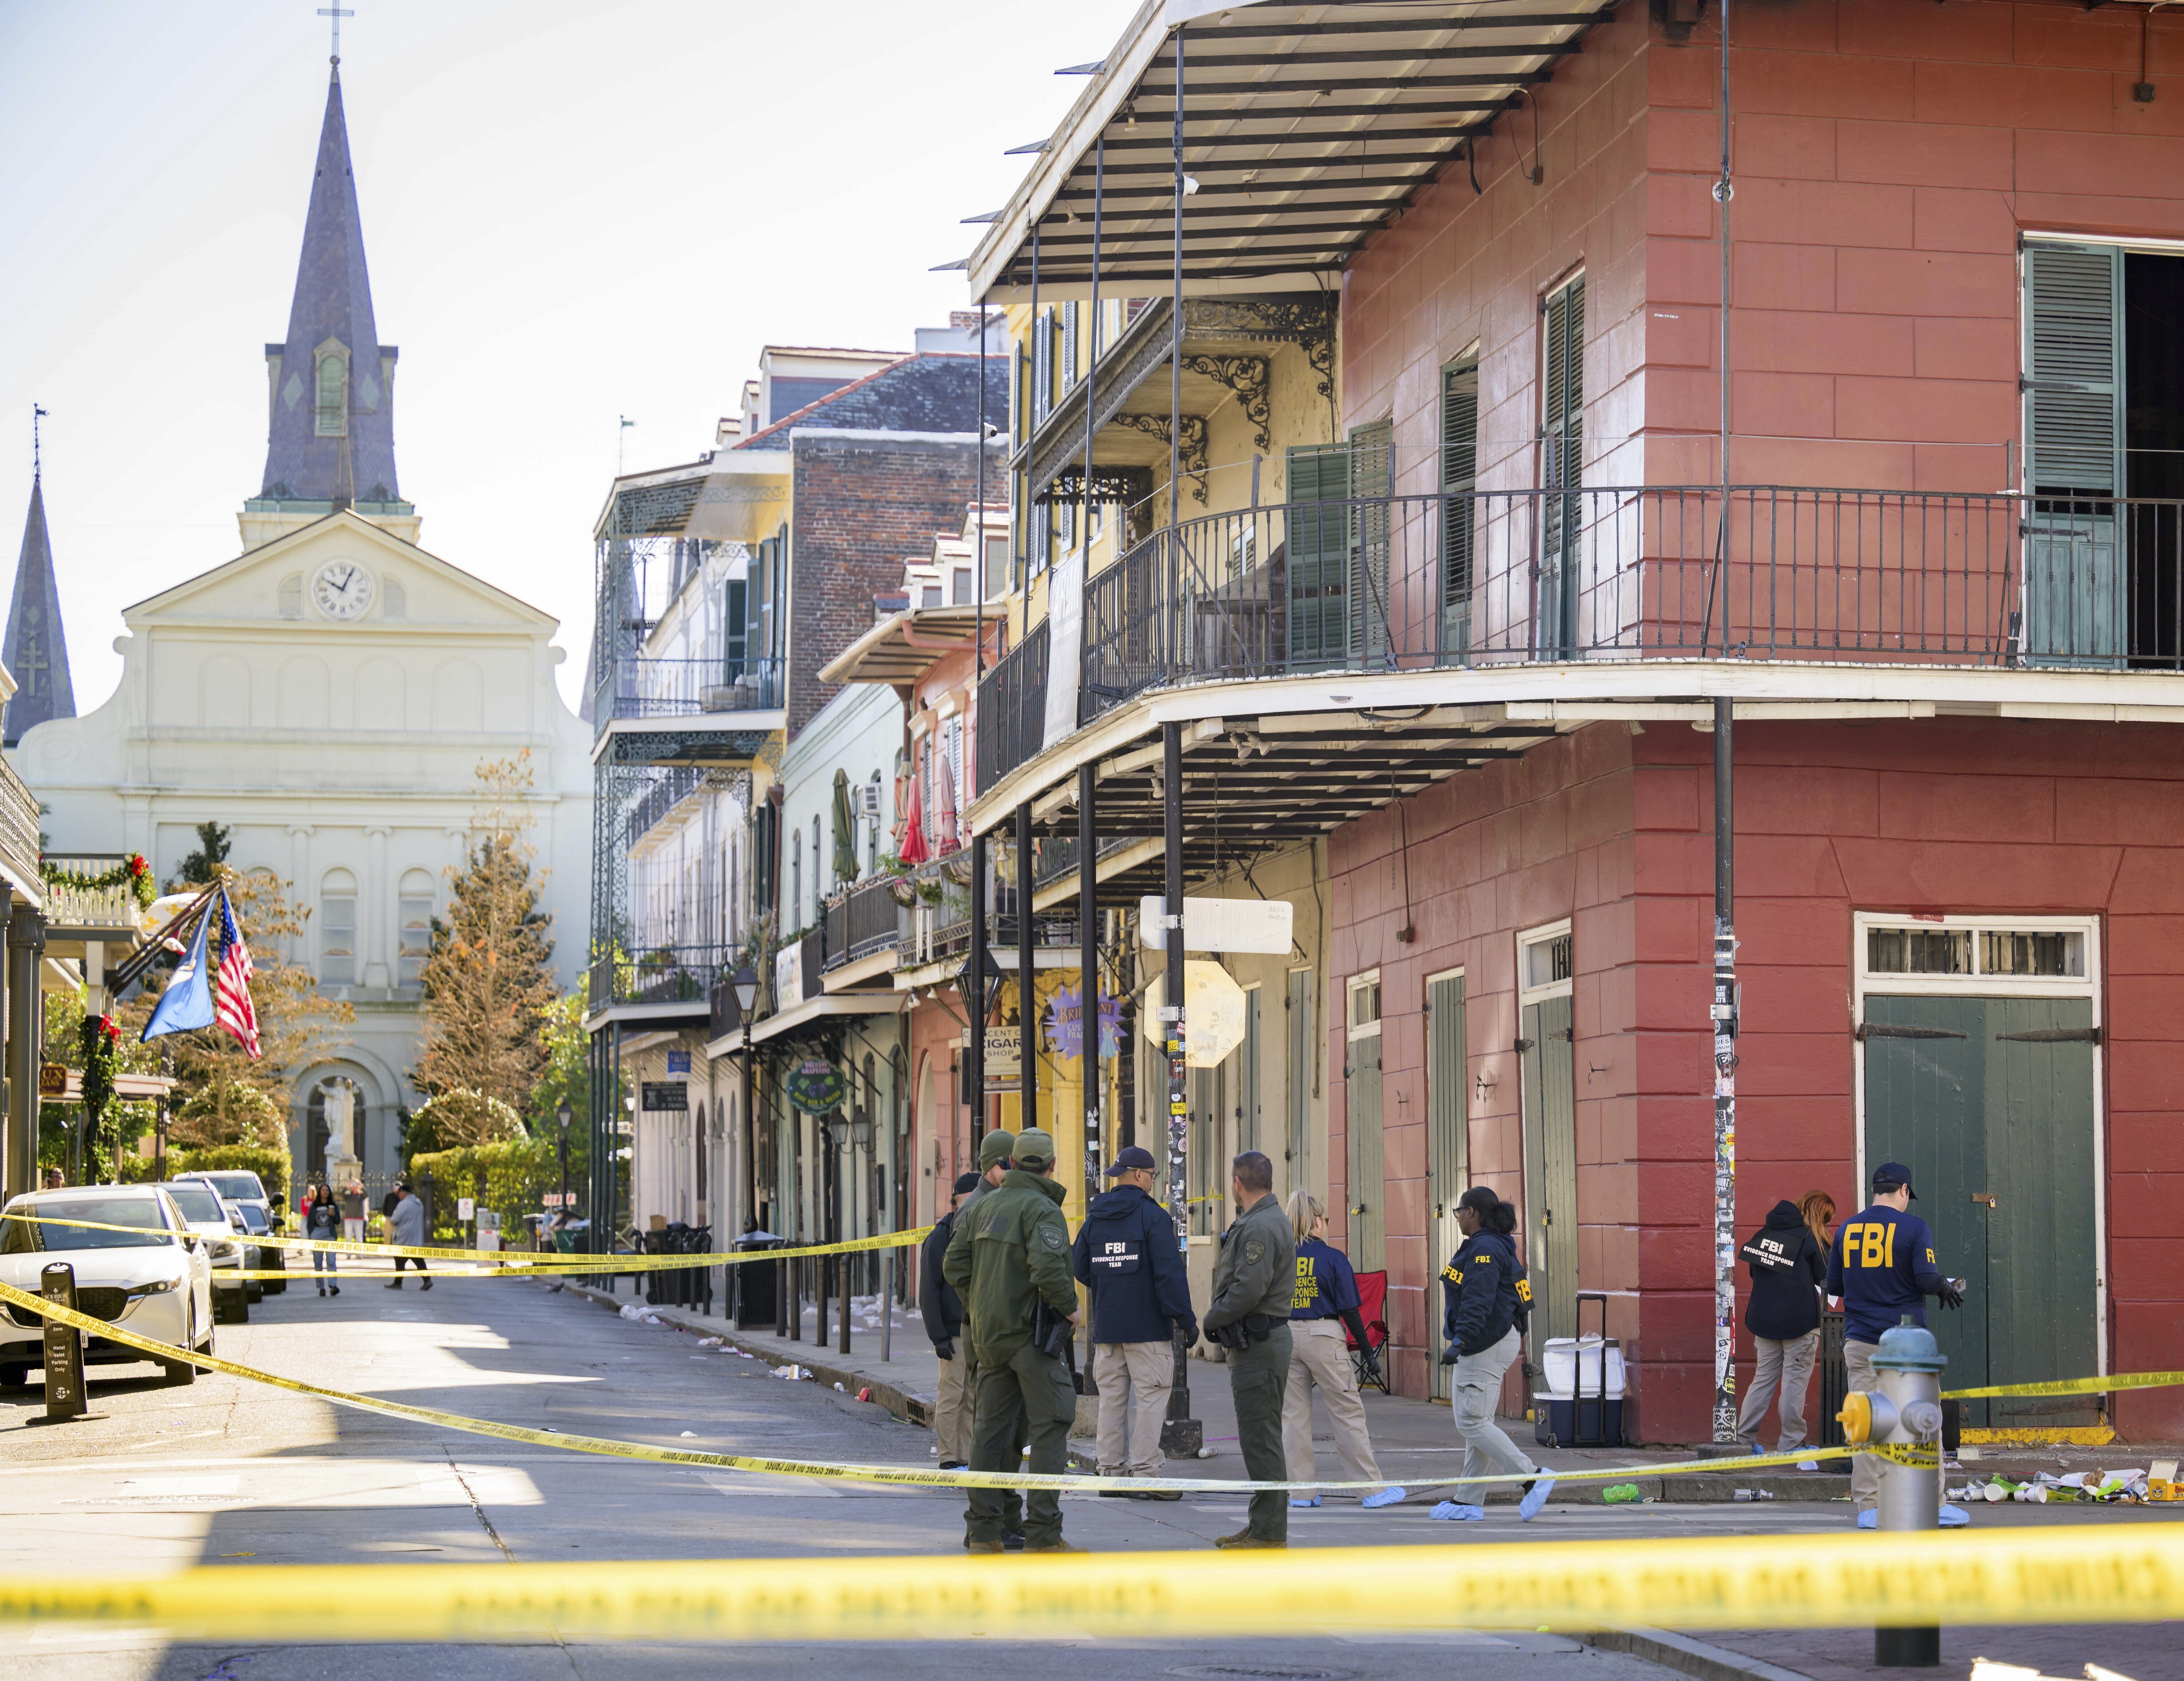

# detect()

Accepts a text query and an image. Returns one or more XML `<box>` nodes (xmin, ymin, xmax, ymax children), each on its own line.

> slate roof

<box><xmin>3</xmin><ymin>475</ymin><xmax>76</xmax><ymax>745</ymax></box>
<box><xmin>734</xmin><ymin>353</ymin><xmax>1010</xmax><ymax>451</ymax></box>
<box><xmin>258</xmin><ymin>68</ymin><xmax>402</xmax><ymax>507</ymax></box>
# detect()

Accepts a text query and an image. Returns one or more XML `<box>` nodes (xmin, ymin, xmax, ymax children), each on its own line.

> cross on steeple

<box><xmin>31</xmin><ymin>404</ymin><xmax>46</xmax><ymax>479</ymax></box>
<box><xmin>19</xmin><ymin>635</ymin><xmax>46</xmax><ymax>698</ymax></box>
<box><xmin>317</xmin><ymin>5</ymin><xmax>353</xmax><ymax>66</ymax></box>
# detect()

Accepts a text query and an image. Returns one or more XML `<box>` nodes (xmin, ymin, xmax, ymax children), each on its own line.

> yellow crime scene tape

<box><xmin>0</xmin><ymin>1209</ymin><xmax>928</xmax><ymax>1270</ymax></box>
<box><xmin>0</xmin><ymin>1273</ymin><xmax>1933</xmax><ymax>1492</ymax></box>
<box><xmin>1943</xmin><ymin>1370</ymin><xmax>2184</xmax><ymax>1401</ymax></box>
<box><xmin>1</xmin><ymin>1526</ymin><xmax>2180</xmax><ymax>1644</ymax></box>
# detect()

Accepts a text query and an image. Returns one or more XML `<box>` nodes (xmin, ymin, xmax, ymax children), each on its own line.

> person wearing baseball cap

<box><xmin>1071</xmin><ymin>1145</ymin><xmax>1196</xmax><ymax>1494</ymax></box>
<box><xmin>1825</xmin><ymin>1162</ymin><xmax>1964</xmax><ymax>1525</ymax></box>
<box><xmin>920</xmin><ymin>1170</ymin><xmax>985</xmax><ymax>1470</ymax></box>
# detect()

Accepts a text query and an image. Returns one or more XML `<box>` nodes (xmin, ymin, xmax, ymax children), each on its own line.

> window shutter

<box><xmin>1285</xmin><ymin>443</ymin><xmax>1352</xmax><ymax>665</ymax></box>
<box><xmin>1033</xmin><ymin>312</ymin><xmax>1053</xmax><ymax>424</ymax></box>
<box><xmin>1349</xmin><ymin>419</ymin><xmax>1393</xmax><ymax>662</ymax></box>
<box><xmin>1541</xmin><ymin>276</ymin><xmax>1586</xmax><ymax>654</ymax></box>
<box><xmin>2025</xmin><ymin>242</ymin><xmax>2123</xmax><ymax>498</ymax></box>
<box><xmin>1061</xmin><ymin>303</ymin><xmax>1079</xmax><ymax>396</ymax></box>
<box><xmin>1440</xmin><ymin>363</ymin><xmax>1480</xmax><ymax>649</ymax></box>
<box><xmin>2022</xmin><ymin>242</ymin><xmax>2126</xmax><ymax>664</ymax></box>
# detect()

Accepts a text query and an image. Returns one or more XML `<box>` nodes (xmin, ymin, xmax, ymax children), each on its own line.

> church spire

<box><xmin>5</xmin><ymin>411</ymin><xmax>77</xmax><ymax>747</ymax></box>
<box><xmin>254</xmin><ymin>63</ymin><xmax>404</xmax><ymax>515</ymax></box>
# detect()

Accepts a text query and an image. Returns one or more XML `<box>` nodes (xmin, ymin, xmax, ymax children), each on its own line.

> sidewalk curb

<box><xmin>1583</xmin><ymin>1628</ymin><xmax>1815</xmax><ymax>1681</ymax></box>
<box><xmin>559</xmin><ymin>1282</ymin><xmax>936</xmax><ymax>1428</ymax></box>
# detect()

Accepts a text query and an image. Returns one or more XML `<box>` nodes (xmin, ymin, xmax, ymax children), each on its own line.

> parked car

<box><xmin>158</xmin><ymin>1181</ymin><xmax>250</xmax><ymax>1322</ymax></box>
<box><xmin>174</xmin><ymin>1169</ymin><xmax>277</xmax><ymax>1232</ymax></box>
<box><xmin>0</xmin><ymin>1185</ymin><xmax>215</xmax><ymax>1388</ymax></box>
<box><xmin>228</xmin><ymin>1201</ymin><xmax>285</xmax><ymax>1295</ymax></box>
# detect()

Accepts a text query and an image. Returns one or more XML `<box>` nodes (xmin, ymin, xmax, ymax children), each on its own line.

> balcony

<box><xmin>979</xmin><ymin>485</ymin><xmax>2184</xmax><ymax>789</ymax></box>
<box><xmin>974</xmin><ymin>621</ymin><xmax>1046</xmax><ymax>794</ymax></box>
<box><xmin>592</xmin><ymin>655</ymin><xmax>783</xmax><ymax>727</ymax></box>
<box><xmin>586</xmin><ymin>943</ymin><xmax>729</xmax><ymax>1018</ymax></box>
<box><xmin>40</xmin><ymin>853</ymin><xmax>149</xmax><ymax>935</ymax></box>
<box><xmin>820</xmin><ymin>875</ymin><xmax>906</xmax><ymax>974</ymax></box>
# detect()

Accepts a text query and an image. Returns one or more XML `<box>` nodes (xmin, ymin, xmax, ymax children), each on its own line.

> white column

<box><xmin>287</xmin><ymin>825</ymin><xmax>314</xmax><ymax>967</ymax></box>
<box><xmin>364</xmin><ymin>825</ymin><xmax>391</xmax><ymax>989</ymax></box>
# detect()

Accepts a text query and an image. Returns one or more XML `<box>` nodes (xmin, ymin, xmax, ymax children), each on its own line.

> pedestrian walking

<box><xmin>1202</xmin><ymin>1150</ymin><xmax>1293</xmax><ymax>1550</ymax></box>
<box><xmin>922</xmin><ymin>1170</ymin><xmax>980</xmax><ymax>1469</ymax></box>
<box><xmin>1280</xmin><ymin>1192</ymin><xmax>1405</xmax><ymax>1510</ymax></box>
<box><xmin>385</xmin><ymin>1181</ymin><xmax>430</xmax><ymax>1289</ymax></box>
<box><xmin>304</xmin><ymin>1182</ymin><xmax>342</xmax><ymax>1297</ymax></box>
<box><xmin>1433</xmin><ymin>1188</ymin><xmax>1552</xmax><ymax>1523</ymax></box>
<box><xmin>1071</xmin><ymin>1143</ymin><xmax>1195</xmax><ymax>1497</ymax></box>
<box><xmin>1734</xmin><ymin>1196</ymin><xmax>1829</xmax><ymax>1454</ymax></box>
<box><xmin>942</xmin><ymin>1127</ymin><xmax>1084</xmax><ymax>1555</ymax></box>
<box><xmin>1826</xmin><ymin>1162</ymin><xmax>1964</xmax><ymax>1526</ymax></box>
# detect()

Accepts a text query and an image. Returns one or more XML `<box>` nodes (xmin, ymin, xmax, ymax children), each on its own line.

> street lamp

<box><xmin>555</xmin><ymin>1098</ymin><xmax>571</xmax><ymax>1213</ymax></box>
<box><xmin>731</xmin><ymin>965</ymin><xmax>758</xmax><ymax>1235</ymax></box>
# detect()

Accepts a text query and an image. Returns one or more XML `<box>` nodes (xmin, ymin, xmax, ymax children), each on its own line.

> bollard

<box><xmin>1837</xmin><ymin>1318</ymin><xmax>1946</xmax><ymax>1668</ymax></box>
<box><xmin>39</xmin><ymin>1262</ymin><xmax>87</xmax><ymax>1423</ymax></box>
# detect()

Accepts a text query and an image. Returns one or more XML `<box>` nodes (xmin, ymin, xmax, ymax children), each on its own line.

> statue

<box><xmin>321</xmin><ymin>1079</ymin><xmax>366</xmax><ymax>1239</ymax></box>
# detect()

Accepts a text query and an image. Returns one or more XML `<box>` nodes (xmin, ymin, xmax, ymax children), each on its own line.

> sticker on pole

<box><xmin>1139</xmin><ymin>896</ymin><xmax>1292</xmax><ymax>955</ymax></box>
<box><xmin>1141</xmin><ymin>963</ymin><xmax>1247</xmax><ymax>1067</ymax></box>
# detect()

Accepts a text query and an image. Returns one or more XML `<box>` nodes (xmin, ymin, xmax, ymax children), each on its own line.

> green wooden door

<box><xmin>1239</xmin><ymin>986</ymin><xmax>1262</xmax><ymax>1158</ymax></box>
<box><xmin>1540</xmin><ymin>277</ymin><xmax>1584</xmax><ymax>656</ymax></box>
<box><xmin>1521</xmin><ymin>992</ymin><xmax>1578</xmax><ymax>1349</ymax></box>
<box><xmin>1286</xmin><ymin>968</ymin><xmax>1313</xmax><ymax>1192</ymax></box>
<box><xmin>1285</xmin><ymin>444</ymin><xmax>1350</xmax><ymax>667</ymax></box>
<box><xmin>1349</xmin><ymin>418</ymin><xmax>1393</xmax><ymax>666</ymax></box>
<box><xmin>2022</xmin><ymin>241</ymin><xmax>2125</xmax><ymax>667</ymax></box>
<box><xmin>1862</xmin><ymin>995</ymin><xmax>2099</xmax><ymax>1426</ymax></box>
<box><xmin>1427</xmin><ymin>973</ymin><xmax>1468</xmax><ymax>1396</ymax></box>
<box><xmin>1346</xmin><ymin>1027</ymin><xmax>1385</xmax><ymax>1274</ymax></box>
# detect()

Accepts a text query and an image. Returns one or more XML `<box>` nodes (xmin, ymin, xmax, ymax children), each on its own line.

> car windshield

<box><xmin>1</xmin><ymin>1194</ymin><xmax>172</xmax><ymax>1253</ymax></box>
<box><xmin>233</xmin><ymin>1204</ymin><xmax>269</xmax><ymax>1234</ymax></box>
<box><xmin>199</xmin><ymin>1173</ymin><xmax>265</xmax><ymax>1202</ymax></box>
<box><xmin>162</xmin><ymin>1184</ymin><xmax>226</xmax><ymax>1223</ymax></box>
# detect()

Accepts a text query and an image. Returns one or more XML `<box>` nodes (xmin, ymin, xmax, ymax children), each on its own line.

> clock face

<box><xmin>312</xmin><ymin>560</ymin><xmax>376</xmax><ymax>620</ymax></box>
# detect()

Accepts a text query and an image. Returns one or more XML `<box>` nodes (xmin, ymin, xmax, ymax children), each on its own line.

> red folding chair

<box><xmin>1345</xmin><ymin>1269</ymin><xmax>1391</xmax><ymax>1394</ymax></box>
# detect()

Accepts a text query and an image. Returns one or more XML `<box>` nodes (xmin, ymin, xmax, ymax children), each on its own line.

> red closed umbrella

<box><xmin>898</xmin><ymin>746</ymin><xmax>931</xmax><ymax>864</ymax></box>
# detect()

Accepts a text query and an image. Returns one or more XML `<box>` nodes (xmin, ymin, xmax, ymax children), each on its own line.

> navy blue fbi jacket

<box><xmin>1825</xmin><ymin>1202</ymin><xmax>1945</xmax><ymax>1344</ymax></box>
<box><xmin>1071</xmin><ymin>1184</ymin><xmax>1196</xmax><ymax>1344</ymax></box>
<box><xmin>1290</xmin><ymin>1235</ymin><xmax>1362</xmax><ymax>1320</ymax></box>
<box><xmin>1739</xmin><ymin>1200</ymin><xmax>1825</xmax><ymax>1341</ymax></box>
<box><xmin>1440</xmin><ymin>1229</ymin><xmax>1531</xmax><ymax>1356</ymax></box>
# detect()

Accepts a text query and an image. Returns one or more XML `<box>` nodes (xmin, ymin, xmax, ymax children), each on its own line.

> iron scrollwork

<box><xmin>1180</xmin><ymin>354</ymin><xmax>1271</xmax><ymax>451</ymax></box>
<box><xmin>1112</xmin><ymin>412</ymin><xmax>1210</xmax><ymax>506</ymax></box>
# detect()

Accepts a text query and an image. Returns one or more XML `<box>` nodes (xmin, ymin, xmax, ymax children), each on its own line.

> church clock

<box><xmin>312</xmin><ymin>559</ymin><xmax>376</xmax><ymax>620</ymax></box>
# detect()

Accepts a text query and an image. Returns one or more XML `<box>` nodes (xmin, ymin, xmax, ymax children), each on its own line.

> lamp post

<box><xmin>555</xmin><ymin>1098</ymin><xmax>571</xmax><ymax>1212</ymax></box>
<box><xmin>731</xmin><ymin>965</ymin><xmax>759</xmax><ymax>1232</ymax></box>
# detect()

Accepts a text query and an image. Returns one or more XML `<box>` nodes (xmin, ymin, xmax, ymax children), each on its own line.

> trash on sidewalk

<box><xmin>1948</xmin><ymin>1469</ymin><xmax>2155</xmax><ymax>1506</ymax></box>
<box><xmin>618</xmin><ymin>1304</ymin><xmax>663</xmax><ymax>1326</ymax></box>
<box><xmin>1601</xmin><ymin>1483</ymin><xmax>1645</xmax><ymax>1504</ymax></box>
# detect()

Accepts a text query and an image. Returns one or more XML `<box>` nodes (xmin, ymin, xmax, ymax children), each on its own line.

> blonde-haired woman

<box><xmin>1281</xmin><ymin>1191</ymin><xmax>1406</xmax><ymax>1510</ymax></box>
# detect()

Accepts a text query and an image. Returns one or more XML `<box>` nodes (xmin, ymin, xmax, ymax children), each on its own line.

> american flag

<box><xmin>214</xmin><ymin>889</ymin><xmax>261</xmax><ymax>1060</ymax></box>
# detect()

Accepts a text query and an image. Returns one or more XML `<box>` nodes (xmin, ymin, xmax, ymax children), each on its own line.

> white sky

<box><xmin>0</xmin><ymin>0</ymin><xmax>1136</xmax><ymax>713</ymax></box>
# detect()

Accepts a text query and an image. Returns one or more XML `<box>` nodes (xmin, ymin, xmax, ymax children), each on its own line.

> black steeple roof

<box><xmin>256</xmin><ymin>67</ymin><xmax>404</xmax><ymax>511</ymax></box>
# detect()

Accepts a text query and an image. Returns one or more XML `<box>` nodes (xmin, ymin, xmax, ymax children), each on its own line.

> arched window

<box><xmin>316</xmin><ymin>351</ymin><xmax>348</xmax><ymax>436</ymax></box>
<box><xmin>320</xmin><ymin>869</ymin><xmax>357</xmax><ymax>987</ymax></box>
<box><xmin>397</xmin><ymin>869</ymin><xmax>436</xmax><ymax>987</ymax></box>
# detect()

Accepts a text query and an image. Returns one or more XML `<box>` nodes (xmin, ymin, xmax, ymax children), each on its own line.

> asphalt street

<box><xmin>1</xmin><ymin>1273</ymin><xmax>2173</xmax><ymax>1680</ymax></box>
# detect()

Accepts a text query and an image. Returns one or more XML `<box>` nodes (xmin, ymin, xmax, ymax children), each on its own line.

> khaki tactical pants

<box><xmin>1845</xmin><ymin>1339</ymin><xmax>1880</xmax><ymax>1512</ymax></box>
<box><xmin>1282</xmin><ymin>1316</ymin><xmax>1388</xmax><ymax>1496</ymax></box>
<box><xmin>1736</xmin><ymin>1328</ymin><xmax>1821</xmax><ymax>1453</ymax></box>
<box><xmin>933</xmin><ymin>1345</ymin><xmax>974</xmax><ymax>1464</ymax></box>
<box><xmin>1449</xmin><ymin>1326</ymin><xmax>1536</xmax><ymax>1504</ymax></box>
<box><xmin>1093</xmin><ymin>1340</ymin><xmax>1173</xmax><ymax>1478</ymax></box>
<box><xmin>966</xmin><ymin>1344</ymin><xmax>1075</xmax><ymax>1547</ymax></box>
<box><xmin>1226</xmin><ymin>1321</ymin><xmax>1293</xmax><ymax>1543</ymax></box>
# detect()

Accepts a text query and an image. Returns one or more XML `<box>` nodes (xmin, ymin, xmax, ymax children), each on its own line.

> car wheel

<box><xmin>245</xmin><ymin>1279</ymin><xmax>263</xmax><ymax>1304</ymax></box>
<box><xmin>0</xmin><ymin>1364</ymin><xmax>28</xmax><ymax>1389</ymax></box>
<box><xmin>233</xmin><ymin>1292</ymin><xmax>249</xmax><ymax>1324</ymax></box>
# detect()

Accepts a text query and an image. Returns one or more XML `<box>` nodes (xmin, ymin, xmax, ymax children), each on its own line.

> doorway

<box><xmin>1344</xmin><ymin>971</ymin><xmax>1385</xmax><ymax>1273</ymax></box>
<box><xmin>1426</xmin><ymin>968</ymin><xmax>1467</xmax><ymax>1398</ymax></box>
<box><xmin>1856</xmin><ymin>916</ymin><xmax>2103</xmax><ymax>1427</ymax></box>
<box><xmin>1519</xmin><ymin>924</ymin><xmax>1577</xmax><ymax>1352</ymax></box>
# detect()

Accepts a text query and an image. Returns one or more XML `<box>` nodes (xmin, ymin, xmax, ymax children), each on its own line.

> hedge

<box><xmin>405</xmin><ymin>1137</ymin><xmax>557</xmax><ymax>1244</ymax></box>
<box><xmin>117</xmin><ymin>1143</ymin><xmax>290</xmax><ymax>1204</ymax></box>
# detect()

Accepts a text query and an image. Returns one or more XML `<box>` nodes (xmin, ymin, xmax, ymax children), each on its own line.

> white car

<box><xmin>159</xmin><ymin>1181</ymin><xmax>251</xmax><ymax>1323</ymax></box>
<box><xmin>0</xmin><ymin>1185</ymin><xmax>215</xmax><ymax>1389</ymax></box>
<box><xmin>174</xmin><ymin>1169</ymin><xmax>275</xmax><ymax>1233</ymax></box>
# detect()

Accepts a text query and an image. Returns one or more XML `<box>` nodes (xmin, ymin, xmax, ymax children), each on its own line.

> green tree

<box><xmin>412</xmin><ymin>753</ymin><xmax>558</xmax><ymax>1107</ymax></box>
<box><xmin>176</xmin><ymin>821</ymin><xmax>232</xmax><ymax>887</ymax></box>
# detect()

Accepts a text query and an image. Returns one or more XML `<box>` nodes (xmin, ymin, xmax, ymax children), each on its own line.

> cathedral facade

<box><xmin>7</xmin><ymin>63</ymin><xmax>592</xmax><ymax>1191</ymax></box>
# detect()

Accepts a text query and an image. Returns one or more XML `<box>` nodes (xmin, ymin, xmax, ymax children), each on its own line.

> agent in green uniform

<box><xmin>1202</xmin><ymin>1150</ymin><xmax>1294</xmax><ymax>1549</ymax></box>
<box><xmin>942</xmin><ymin>1127</ymin><xmax>1085</xmax><ymax>1555</ymax></box>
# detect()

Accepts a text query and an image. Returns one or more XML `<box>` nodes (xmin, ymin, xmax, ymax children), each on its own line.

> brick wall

<box><xmin>786</xmin><ymin>435</ymin><xmax>1003</xmax><ymax>740</ymax></box>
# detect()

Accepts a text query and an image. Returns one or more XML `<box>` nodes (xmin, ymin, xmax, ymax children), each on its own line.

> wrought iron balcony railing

<box><xmin>821</xmin><ymin>875</ymin><xmax>906</xmax><ymax>972</ymax></box>
<box><xmin>977</xmin><ymin>486</ymin><xmax>2181</xmax><ymax>789</ymax></box>
<box><xmin>974</xmin><ymin>622</ymin><xmax>1046</xmax><ymax>794</ymax></box>
<box><xmin>587</xmin><ymin>943</ymin><xmax>730</xmax><ymax>1013</ymax></box>
<box><xmin>591</xmin><ymin>655</ymin><xmax>783</xmax><ymax>730</ymax></box>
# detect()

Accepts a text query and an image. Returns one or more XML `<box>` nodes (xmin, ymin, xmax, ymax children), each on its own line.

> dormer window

<box><xmin>316</xmin><ymin>350</ymin><xmax>348</xmax><ymax>436</ymax></box>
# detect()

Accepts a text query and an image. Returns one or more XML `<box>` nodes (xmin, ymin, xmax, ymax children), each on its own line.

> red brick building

<box><xmin>961</xmin><ymin>0</ymin><xmax>2184</xmax><ymax>1443</ymax></box>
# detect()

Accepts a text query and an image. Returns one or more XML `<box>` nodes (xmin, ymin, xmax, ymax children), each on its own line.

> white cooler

<box><xmin>1534</xmin><ymin>1334</ymin><xmax>1626</xmax><ymax>1447</ymax></box>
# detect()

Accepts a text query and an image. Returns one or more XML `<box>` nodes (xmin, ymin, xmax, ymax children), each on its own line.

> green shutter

<box><xmin>2023</xmin><ymin>241</ymin><xmax>2125</xmax><ymax>665</ymax></box>
<box><xmin>1285</xmin><ymin>442</ymin><xmax>1351</xmax><ymax>666</ymax></box>
<box><xmin>1440</xmin><ymin>363</ymin><xmax>1479</xmax><ymax>657</ymax></box>
<box><xmin>1349</xmin><ymin>418</ymin><xmax>1393</xmax><ymax>663</ymax></box>
<box><xmin>1542</xmin><ymin>277</ymin><xmax>1584</xmax><ymax>654</ymax></box>
<box><xmin>1061</xmin><ymin>302</ymin><xmax>1079</xmax><ymax>396</ymax></box>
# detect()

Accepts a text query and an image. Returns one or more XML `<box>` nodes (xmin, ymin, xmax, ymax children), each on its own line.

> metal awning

<box><xmin>748</xmin><ymin>992</ymin><xmax>906</xmax><ymax>1046</ymax></box>
<box><xmin>818</xmin><ymin>605</ymin><xmax>992</xmax><ymax>687</ymax></box>
<box><xmin>965</xmin><ymin>1</ymin><xmax>1614</xmax><ymax>301</ymax></box>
